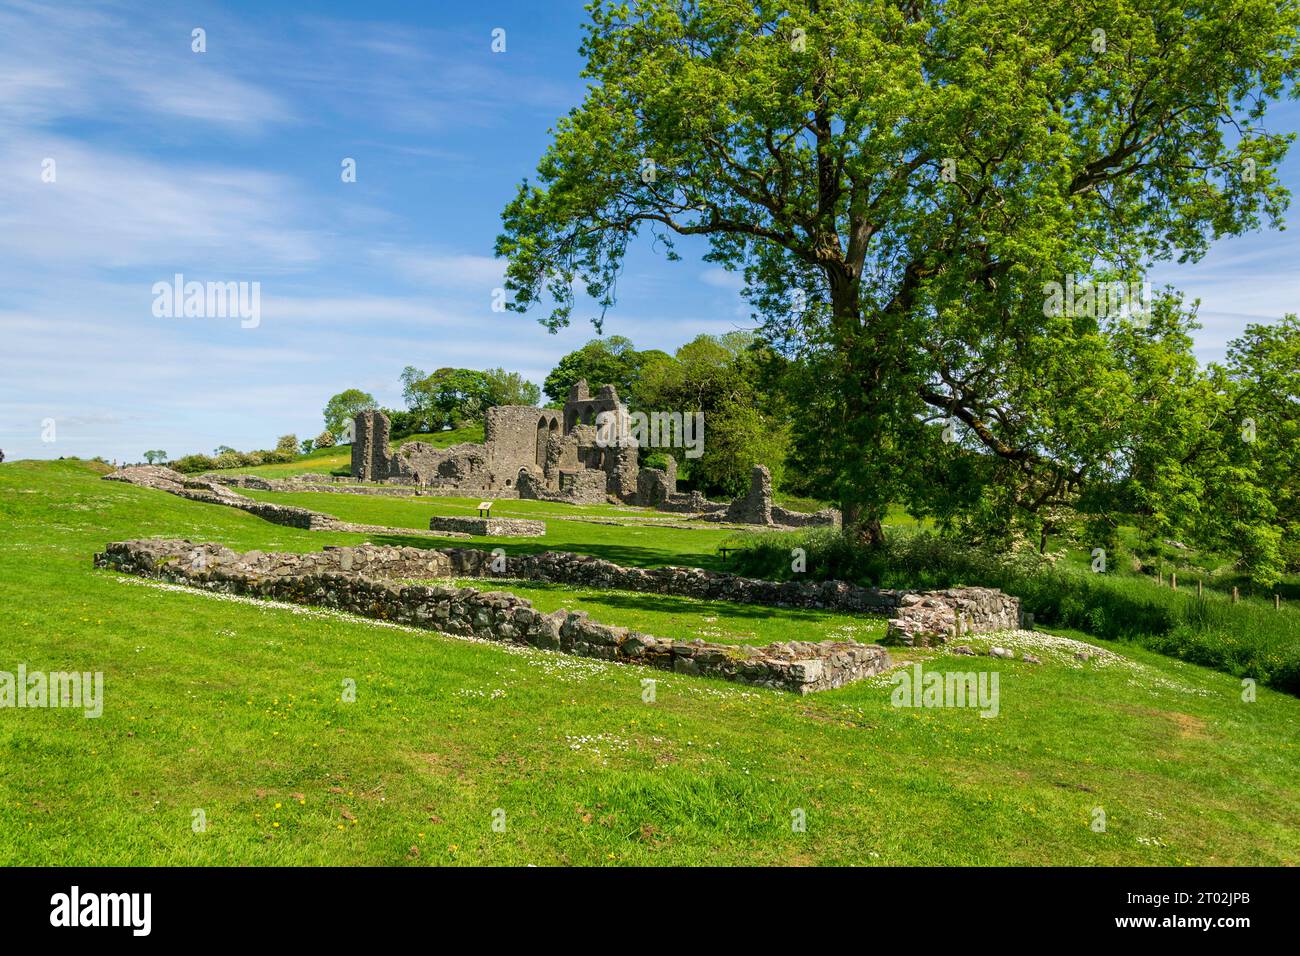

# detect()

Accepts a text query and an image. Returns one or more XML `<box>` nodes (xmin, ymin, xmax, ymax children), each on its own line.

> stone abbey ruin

<box><xmin>350</xmin><ymin>378</ymin><xmax>840</xmax><ymax>527</ymax></box>
<box><xmin>92</xmin><ymin>376</ymin><xmax>1026</xmax><ymax>696</ymax></box>
<box><xmin>352</xmin><ymin>379</ymin><xmax>666</xmax><ymax>505</ymax></box>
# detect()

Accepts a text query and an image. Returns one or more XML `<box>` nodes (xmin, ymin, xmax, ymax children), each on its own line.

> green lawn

<box><xmin>1</xmin><ymin>459</ymin><xmax>1298</xmax><ymax>866</ymax></box>
<box><xmin>237</xmin><ymin>486</ymin><xmax>742</xmax><ymax>571</ymax></box>
<box><xmin>440</xmin><ymin>579</ymin><xmax>889</xmax><ymax>646</ymax></box>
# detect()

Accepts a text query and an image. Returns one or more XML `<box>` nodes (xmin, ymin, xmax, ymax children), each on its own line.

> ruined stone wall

<box><xmin>394</xmin><ymin>442</ymin><xmax>493</xmax><ymax>491</ymax></box>
<box><xmin>884</xmin><ymin>589</ymin><xmax>1023</xmax><ymax>647</ymax></box>
<box><xmin>105</xmin><ymin>466</ymin><xmax>334</xmax><ymax>529</ymax></box>
<box><xmin>636</xmin><ymin>467</ymin><xmax>674</xmax><ymax>507</ymax></box>
<box><xmin>654</xmin><ymin>490</ymin><xmax>730</xmax><ymax>516</ymax></box>
<box><xmin>209</xmin><ymin>473</ymin><xmax>522</xmax><ymax>499</ymax></box>
<box><xmin>351</xmin><ymin>411</ymin><xmax>394</xmax><ymax>481</ymax></box>
<box><xmin>726</xmin><ymin>465</ymin><xmax>774</xmax><ymax>525</ymax></box>
<box><xmin>771</xmin><ymin>506</ymin><xmax>842</xmax><ymax>530</ymax></box>
<box><xmin>604</xmin><ymin>444</ymin><xmax>641</xmax><ymax>501</ymax></box>
<box><xmin>102</xmin><ymin>467</ymin><xmax>471</xmax><ymax>539</ymax></box>
<box><xmin>94</xmin><ymin>539</ymin><xmax>891</xmax><ymax>694</ymax></box>
<box><xmin>562</xmin><ymin>380</ymin><xmax>621</xmax><ymax>432</ymax></box>
<box><xmin>428</xmin><ymin>515</ymin><xmax>547</xmax><ymax>537</ymax></box>
<box><xmin>517</xmin><ymin>465</ymin><xmax>607</xmax><ymax>505</ymax></box>
<box><xmin>485</xmin><ymin>406</ymin><xmax>559</xmax><ymax>483</ymax></box>
<box><xmin>344</xmin><ymin>389</ymin><xmax>688</xmax><ymax>505</ymax></box>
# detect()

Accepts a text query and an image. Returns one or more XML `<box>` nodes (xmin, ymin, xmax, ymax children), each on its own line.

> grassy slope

<box><xmin>1</xmin><ymin>459</ymin><xmax>1298</xmax><ymax>865</ymax></box>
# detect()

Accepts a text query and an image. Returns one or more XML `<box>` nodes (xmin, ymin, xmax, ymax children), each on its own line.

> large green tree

<box><xmin>323</xmin><ymin>389</ymin><xmax>378</xmax><ymax>440</ymax></box>
<box><xmin>498</xmin><ymin>0</ymin><xmax>1299</xmax><ymax>543</ymax></box>
<box><xmin>483</xmin><ymin>367</ymin><xmax>543</xmax><ymax>408</ymax></box>
<box><xmin>541</xmin><ymin>335</ymin><xmax>666</xmax><ymax>406</ymax></box>
<box><xmin>401</xmin><ymin>367</ymin><xmax>490</xmax><ymax>430</ymax></box>
<box><xmin>639</xmin><ymin>332</ymin><xmax>792</xmax><ymax>496</ymax></box>
<box><xmin>1224</xmin><ymin>315</ymin><xmax>1300</xmax><ymax>573</ymax></box>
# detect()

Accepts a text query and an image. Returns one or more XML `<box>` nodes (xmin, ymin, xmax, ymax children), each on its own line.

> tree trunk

<box><xmin>827</xmin><ymin>279</ymin><xmax>892</xmax><ymax>550</ymax></box>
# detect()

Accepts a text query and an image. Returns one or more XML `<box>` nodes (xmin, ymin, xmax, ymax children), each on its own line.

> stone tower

<box><xmin>351</xmin><ymin>410</ymin><xmax>392</xmax><ymax>481</ymax></box>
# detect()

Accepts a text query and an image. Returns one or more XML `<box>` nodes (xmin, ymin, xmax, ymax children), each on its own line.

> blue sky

<box><xmin>1</xmin><ymin>0</ymin><xmax>1297</xmax><ymax>464</ymax></box>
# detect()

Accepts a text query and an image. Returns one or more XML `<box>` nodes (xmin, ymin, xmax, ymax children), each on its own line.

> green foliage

<box><xmin>499</xmin><ymin>0</ymin><xmax>1300</xmax><ymax>546</ymax></box>
<box><xmin>637</xmin><ymin>332</ymin><xmax>789</xmax><ymax>497</ymax></box>
<box><xmin>314</xmin><ymin>430</ymin><xmax>336</xmax><ymax>450</ymax></box>
<box><xmin>542</xmin><ymin>335</ymin><xmax>655</xmax><ymax>406</ymax></box>
<box><xmin>142</xmin><ymin>450</ymin><xmax>167</xmax><ymax>465</ymax></box>
<box><xmin>275</xmin><ymin>435</ymin><xmax>299</xmax><ymax>456</ymax></box>
<box><xmin>1226</xmin><ymin>314</ymin><xmax>1300</xmax><ymax>571</ymax></box>
<box><xmin>482</xmin><ymin>367</ymin><xmax>541</xmax><ymax>407</ymax></box>
<box><xmin>401</xmin><ymin>366</ymin><xmax>540</xmax><ymax>431</ymax></box>
<box><xmin>171</xmin><ymin>454</ymin><xmax>215</xmax><ymax>474</ymax></box>
<box><xmin>322</xmin><ymin>389</ymin><xmax>378</xmax><ymax>439</ymax></box>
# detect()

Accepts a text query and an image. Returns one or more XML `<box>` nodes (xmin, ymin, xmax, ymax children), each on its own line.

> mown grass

<box><xmin>236</xmin><ymin>486</ymin><xmax>742</xmax><ymax>571</ymax></box>
<box><xmin>1</xmin><ymin>459</ymin><xmax>1298</xmax><ymax>865</ymax></box>
<box><xmin>437</xmin><ymin>579</ymin><xmax>888</xmax><ymax>646</ymax></box>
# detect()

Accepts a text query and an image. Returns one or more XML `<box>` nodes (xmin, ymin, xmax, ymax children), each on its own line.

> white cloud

<box><xmin>381</xmin><ymin>249</ymin><xmax>505</xmax><ymax>290</ymax></box>
<box><xmin>700</xmin><ymin>266</ymin><xmax>745</xmax><ymax>291</ymax></box>
<box><xmin>0</xmin><ymin>1</ymin><xmax>290</xmax><ymax>133</ymax></box>
<box><xmin>0</xmin><ymin>136</ymin><xmax>318</xmax><ymax>271</ymax></box>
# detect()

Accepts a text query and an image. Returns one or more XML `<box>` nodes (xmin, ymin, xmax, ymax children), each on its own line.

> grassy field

<box><xmin>2</xmin><ymin>459</ymin><xmax>1299</xmax><ymax>865</ymax></box>
<box><xmin>439</xmin><ymin>579</ymin><xmax>889</xmax><ymax>647</ymax></box>
<box><xmin>237</xmin><ymin>486</ymin><xmax>742</xmax><ymax>570</ymax></box>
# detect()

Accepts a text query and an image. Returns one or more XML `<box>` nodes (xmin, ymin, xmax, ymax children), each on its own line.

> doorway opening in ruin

<box><xmin>536</xmin><ymin>416</ymin><xmax>557</xmax><ymax>467</ymax></box>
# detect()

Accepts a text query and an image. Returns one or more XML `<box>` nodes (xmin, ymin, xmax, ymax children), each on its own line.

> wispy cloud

<box><xmin>0</xmin><ymin>1</ymin><xmax>290</xmax><ymax>133</ymax></box>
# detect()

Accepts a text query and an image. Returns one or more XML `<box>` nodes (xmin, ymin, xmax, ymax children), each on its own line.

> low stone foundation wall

<box><xmin>106</xmin><ymin>466</ymin><xmax>334</xmax><ymax>529</ymax></box>
<box><xmin>204</xmin><ymin>473</ymin><xmax>523</xmax><ymax>499</ymax></box>
<box><xmin>93</xmin><ymin>540</ymin><xmax>890</xmax><ymax>694</ymax></box>
<box><xmin>94</xmin><ymin>537</ymin><xmax>1020</xmax><ymax>688</ymax></box>
<box><xmin>103</xmin><ymin>466</ymin><xmax>470</xmax><ymax>539</ymax></box>
<box><xmin>883</xmin><ymin>588</ymin><xmax>1022</xmax><ymax>647</ymax></box>
<box><xmin>475</xmin><ymin>550</ymin><xmax>904</xmax><ymax>612</ymax></box>
<box><xmin>428</xmin><ymin>516</ymin><xmax>546</xmax><ymax>537</ymax></box>
<box><xmin>771</xmin><ymin>505</ymin><xmax>843</xmax><ymax>529</ymax></box>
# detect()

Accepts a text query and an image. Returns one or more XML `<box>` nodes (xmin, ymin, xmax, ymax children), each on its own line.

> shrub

<box><xmin>214</xmin><ymin>451</ymin><xmax>242</xmax><ymax>470</ymax></box>
<box><xmin>172</xmin><ymin>454</ymin><xmax>215</xmax><ymax>474</ymax></box>
<box><xmin>275</xmin><ymin>434</ymin><xmax>299</xmax><ymax>456</ymax></box>
<box><xmin>314</xmin><ymin>430</ymin><xmax>336</xmax><ymax>449</ymax></box>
